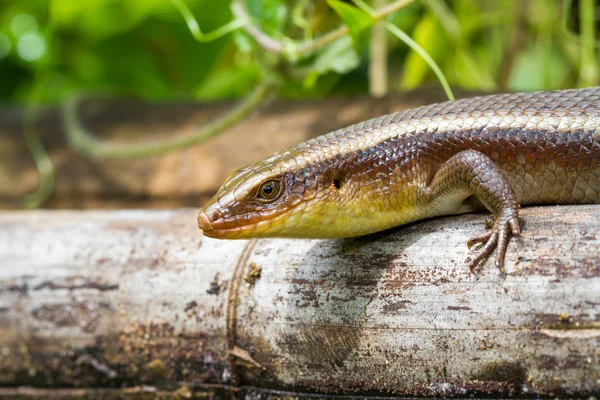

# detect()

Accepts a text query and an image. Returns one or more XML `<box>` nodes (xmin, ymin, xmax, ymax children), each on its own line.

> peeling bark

<box><xmin>0</xmin><ymin>206</ymin><xmax>598</xmax><ymax>398</ymax></box>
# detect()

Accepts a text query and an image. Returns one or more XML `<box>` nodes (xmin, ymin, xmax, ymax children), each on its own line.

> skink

<box><xmin>198</xmin><ymin>87</ymin><xmax>600</xmax><ymax>272</ymax></box>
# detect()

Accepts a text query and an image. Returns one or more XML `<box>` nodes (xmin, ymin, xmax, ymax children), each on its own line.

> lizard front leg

<box><xmin>426</xmin><ymin>150</ymin><xmax>521</xmax><ymax>273</ymax></box>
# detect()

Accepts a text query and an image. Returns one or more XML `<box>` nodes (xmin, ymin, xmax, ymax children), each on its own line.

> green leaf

<box><xmin>195</xmin><ymin>60</ymin><xmax>261</xmax><ymax>99</ymax></box>
<box><xmin>327</xmin><ymin>0</ymin><xmax>374</xmax><ymax>51</ymax></box>
<box><xmin>303</xmin><ymin>36</ymin><xmax>360</xmax><ymax>89</ymax></box>
<box><xmin>508</xmin><ymin>40</ymin><xmax>569</xmax><ymax>91</ymax></box>
<box><xmin>452</xmin><ymin>50</ymin><xmax>496</xmax><ymax>90</ymax></box>
<box><xmin>244</xmin><ymin>0</ymin><xmax>287</xmax><ymax>37</ymax></box>
<box><xmin>233</xmin><ymin>30</ymin><xmax>255</xmax><ymax>53</ymax></box>
<box><xmin>50</xmin><ymin>0</ymin><xmax>166</xmax><ymax>39</ymax></box>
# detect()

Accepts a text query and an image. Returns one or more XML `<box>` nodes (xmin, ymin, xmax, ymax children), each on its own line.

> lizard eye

<box><xmin>257</xmin><ymin>180</ymin><xmax>282</xmax><ymax>201</ymax></box>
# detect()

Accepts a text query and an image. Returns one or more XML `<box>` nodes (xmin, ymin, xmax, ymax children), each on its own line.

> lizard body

<box><xmin>198</xmin><ymin>87</ymin><xmax>600</xmax><ymax>271</ymax></box>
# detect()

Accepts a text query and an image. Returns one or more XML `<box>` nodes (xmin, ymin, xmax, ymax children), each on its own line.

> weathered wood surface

<box><xmin>0</xmin><ymin>206</ymin><xmax>599</xmax><ymax>398</ymax></box>
<box><xmin>0</xmin><ymin>89</ymin><xmax>472</xmax><ymax>209</ymax></box>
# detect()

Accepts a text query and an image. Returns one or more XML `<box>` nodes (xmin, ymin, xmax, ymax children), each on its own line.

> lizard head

<box><xmin>197</xmin><ymin>151</ymin><xmax>362</xmax><ymax>239</ymax></box>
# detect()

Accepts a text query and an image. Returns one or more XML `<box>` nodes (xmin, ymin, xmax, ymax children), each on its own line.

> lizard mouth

<box><xmin>197</xmin><ymin>211</ymin><xmax>247</xmax><ymax>239</ymax></box>
<box><xmin>197</xmin><ymin>209</ymin><xmax>288</xmax><ymax>239</ymax></box>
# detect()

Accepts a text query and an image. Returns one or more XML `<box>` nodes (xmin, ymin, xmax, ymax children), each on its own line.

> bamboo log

<box><xmin>0</xmin><ymin>206</ymin><xmax>599</xmax><ymax>398</ymax></box>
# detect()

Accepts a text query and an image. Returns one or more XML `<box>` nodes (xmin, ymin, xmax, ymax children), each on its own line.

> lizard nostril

<box><xmin>210</xmin><ymin>211</ymin><xmax>221</xmax><ymax>222</ymax></box>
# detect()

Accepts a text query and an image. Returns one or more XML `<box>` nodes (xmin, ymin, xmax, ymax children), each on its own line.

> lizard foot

<box><xmin>466</xmin><ymin>215</ymin><xmax>520</xmax><ymax>274</ymax></box>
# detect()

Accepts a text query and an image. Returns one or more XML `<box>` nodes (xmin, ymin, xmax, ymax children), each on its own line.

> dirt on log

<box><xmin>0</xmin><ymin>206</ymin><xmax>598</xmax><ymax>398</ymax></box>
<box><xmin>0</xmin><ymin>89</ymin><xmax>475</xmax><ymax>209</ymax></box>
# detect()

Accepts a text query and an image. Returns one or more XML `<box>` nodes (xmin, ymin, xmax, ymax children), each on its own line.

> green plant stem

<box><xmin>292</xmin><ymin>0</ymin><xmax>313</xmax><ymax>41</ymax></box>
<box><xmin>578</xmin><ymin>0</ymin><xmax>599</xmax><ymax>87</ymax></box>
<box><xmin>561</xmin><ymin>0</ymin><xmax>600</xmax><ymax>48</ymax></box>
<box><xmin>23</xmin><ymin>78</ymin><xmax>55</xmax><ymax>209</ymax></box>
<box><xmin>294</xmin><ymin>0</ymin><xmax>416</xmax><ymax>57</ymax></box>
<box><xmin>353</xmin><ymin>0</ymin><xmax>455</xmax><ymax>101</ymax></box>
<box><xmin>63</xmin><ymin>0</ymin><xmax>278</xmax><ymax>161</ymax></box>
<box><xmin>369</xmin><ymin>0</ymin><xmax>388</xmax><ymax>97</ymax></box>
<box><xmin>424</xmin><ymin>0</ymin><xmax>495</xmax><ymax>90</ymax></box>
<box><xmin>64</xmin><ymin>81</ymin><xmax>278</xmax><ymax>159</ymax></box>
<box><xmin>171</xmin><ymin>0</ymin><xmax>246</xmax><ymax>42</ymax></box>
<box><xmin>386</xmin><ymin>22</ymin><xmax>454</xmax><ymax>101</ymax></box>
<box><xmin>231</xmin><ymin>0</ymin><xmax>415</xmax><ymax>60</ymax></box>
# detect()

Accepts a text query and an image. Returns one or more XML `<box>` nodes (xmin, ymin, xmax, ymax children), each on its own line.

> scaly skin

<box><xmin>198</xmin><ymin>87</ymin><xmax>600</xmax><ymax>272</ymax></box>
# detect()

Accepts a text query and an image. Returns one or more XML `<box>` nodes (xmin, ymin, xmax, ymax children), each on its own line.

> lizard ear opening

<box><xmin>329</xmin><ymin>169</ymin><xmax>343</xmax><ymax>190</ymax></box>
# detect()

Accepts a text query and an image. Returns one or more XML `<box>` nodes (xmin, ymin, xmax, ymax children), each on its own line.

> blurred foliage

<box><xmin>0</xmin><ymin>0</ymin><xmax>598</xmax><ymax>105</ymax></box>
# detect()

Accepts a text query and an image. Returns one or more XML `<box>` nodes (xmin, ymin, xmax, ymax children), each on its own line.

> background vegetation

<box><xmin>2</xmin><ymin>0</ymin><xmax>598</xmax><ymax>104</ymax></box>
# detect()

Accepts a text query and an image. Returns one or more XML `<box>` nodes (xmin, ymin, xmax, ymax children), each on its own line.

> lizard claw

<box><xmin>466</xmin><ymin>215</ymin><xmax>520</xmax><ymax>274</ymax></box>
<box><xmin>467</xmin><ymin>231</ymin><xmax>492</xmax><ymax>249</ymax></box>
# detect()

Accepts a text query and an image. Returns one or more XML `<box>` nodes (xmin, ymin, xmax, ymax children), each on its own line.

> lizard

<box><xmin>197</xmin><ymin>87</ymin><xmax>600</xmax><ymax>272</ymax></box>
